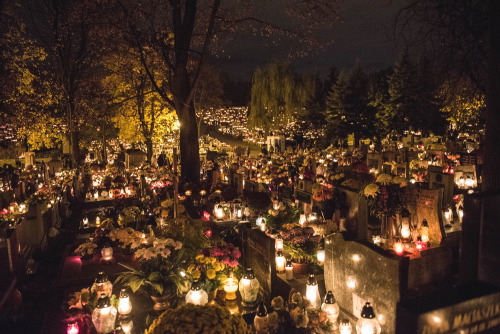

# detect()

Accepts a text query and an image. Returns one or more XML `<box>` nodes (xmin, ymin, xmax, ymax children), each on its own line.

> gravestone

<box><xmin>266</xmin><ymin>136</ymin><xmax>285</xmax><ymax>153</ymax></box>
<box><xmin>25</xmin><ymin>152</ymin><xmax>35</xmax><ymax>168</ymax></box>
<box><xmin>240</xmin><ymin>226</ymin><xmax>277</xmax><ymax>305</ymax></box>
<box><xmin>233</xmin><ymin>173</ymin><xmax>244</xmax><ymax>194</ymax></box>
<box><xmin>244</xmin><ymin>180</ymin><xmax>258</xmax><ymax>192</ymax></box>
<box><xmin>428</xmin><ymin>166</ymin><xmax>454</xmax><ymax>207</ymax></box>
<box><xmin>402</xmin><ymin>135</ymin><xmax>414</xmax><ymax>148</ymax></box>
<box><xmin>125</xmin><ymin>151</ymin><xmax>146</xmax><ymax>168</ymax></box>
<box><xmin>460</xmin><ymin>192</ymin><xmax>500</xmax><ymax>287</ymax></box>
<box><xmin>297</xmin><ymin>179</ymin><xmax>313</xmax><ymax>193</ymax></box>
<box><xmin>460</xmin><ymin>152</ymin><xmax>478</xmax><ymax>166</ymax></box>
<box><xmin>337</xmin><ymin>186</ymin><xmax>369</xmax><ymax>240</ymax></box>
<box><xmin>396</xmin><ymin>282</ymin><xmax>500</xmax><ymax>334</ymax></box>
<box><xmin>396</xmin><ymin>163</ymin><xmax>409</xmax><ymax>178</ymax></box>
<box><xmin>454</xmin><ymin>165</ymin><xmax>477</xmax><ymax>186</ymax></box>
<box><xmin>367</xmin><ymin>152</ymin><xmax>382</xmax><ymax>170</ymax></box>
<box><xmin>382</xmin><ymin>163</ymin><xmax>393</xmax><ymax>175</ymax></box>
<box><xmin>406</xmin><ymin>187</ymin><xmax>445</xmax><ymax>245</ymax></box>
<box><xmin>325</xmin><ymin>233</ymin><xmax>452</xmax><ymax>334</ymax></box>
<box><xmin>278</xmin><ymin>185</ymin><xmax>294</xmax><ymax>202</ymax></box>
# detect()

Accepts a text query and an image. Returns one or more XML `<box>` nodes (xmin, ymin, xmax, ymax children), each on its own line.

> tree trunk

<box><xmin>177</xmin><ymin>100</ymin><xmax>200</xmax><ymax>184</ymax></box>
<box><xmin>145</xmin><ymin>138</ymin><xmax>153</xmax><ymax>163</ymax></box>
<box><xmin>102</xmin><ymin>133</ymin><xmax>107</xmax><ymax>165</ymax></box>
<box><xmin>482</xmin><ymin>0</ymin><xmax>500</xmax><ymax>191</ymax></box>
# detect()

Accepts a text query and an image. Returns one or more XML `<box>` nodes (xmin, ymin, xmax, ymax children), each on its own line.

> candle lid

<box><xmin>361</xmin><ymin>302</ymin><xmax>376</xmax><ymax>319</ymax></box>
<box><xmin>256</xmin><ymin>302</ymin><xmax>268</xmax><ymax>317</ymax></box>
<box><xmin>97</xmin><ymin>294</ymin><xmax>112</xmax><ymax>309</ymax></box>
<box><xmin>324</xmin><ymin>291</ymin><xmax>336</xmax><ymax>304</ymax></box>
<box><xmin>95</xmin><ymin>271</ymin><xmax>109</xmax><ymax>283</ymax></box>
<box><xmin>244</xmin><ymin>267</ymin><xmax>255</xmax><ymax>279</ymax></box>
<box><xmin>307</xmin><ymin>273</ymin><xmax>317</xmax><ymax>285</ymax></box>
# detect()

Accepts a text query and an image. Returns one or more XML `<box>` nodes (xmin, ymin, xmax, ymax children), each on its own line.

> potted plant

<box><xmin>281</xmin><ymin>227</ymin><xmax>321</xmax><ymax>276</ymax></box>
<box><xmin>264</xmin><ymin>201</ymin><xmax>300</xmax><ymax>231</ymax></box>
<box><xmin>115</xmin><ymin>236</ymin><xmax>184</xmax><ymax>311</ymax></box>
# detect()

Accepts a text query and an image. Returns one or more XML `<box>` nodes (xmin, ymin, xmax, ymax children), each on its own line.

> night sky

<box><xmin>215</xmin><ymin>0</ymin><xmax>405</xmax><ymax>80</ymax></box>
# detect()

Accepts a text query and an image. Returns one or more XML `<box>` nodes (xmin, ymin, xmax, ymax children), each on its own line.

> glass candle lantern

<box><xmin>465</xmin><ymin>176</ymin><xmax>474</xmax><ymax>188</ymax></box>
<box><xmin>421</xmin><ymin>219</ymin><xmax>429</xmax><ymax>243</ymax></box>
<box><xmin>94</xmin><ymin>192</ymin><xmax>99</xmax><ymax>200</ymax></box>
<box><xmin>91</xmin><ymin>272</ymin><xmax>113</xmax><ymax>298</ymax></box>
<box><xmin>82</xmin><ymin>217</ymin><xmax>89</xmax><ymax>228</ymax></box>
<box><xmin>444</xmin><ymin>206</ymin><xmax>453</xmax><ymax>222</ymax></box>
<box><xmin>299</xmin><ymin>214</ymin><xmax>307</xmax><ymax>226</ymax></box>
<box><xmin>317</xmin><ymin>249</ymin><xmax>325</xmax><ymax>266</ymax></box>
<box><xmin>214</xmin><ymin>203</ymin><xmax>224</xmax><ymax>220</ymax></box>
<box><xmin>92</xmin><ymin>295</ymin><xmax>117</xmax><ymax>334</ymax></box>
<box><xmin>256</xmin><ymin>216</ymin><xmax>265</xmax><ymax>229</ymax></box>
<box><xmin>322</xmin><ymin>291</ymin><xmax>340</xmax><ymax>329</ymax></box>
<box><xmin>186</xmin><ymin>280</ymin><xmax>208</xmax><ymax>305</ymax></box>
<box><xmin>285</xmin><ymin>260</ymin><xmax>293</xmax><ymax>280</ymax></box>
<box><xmin>120</xmin><ymin>318</ymin><xmax>133</xmax><ymax>334</ymax></box>
<box><xmin>95</xmin><ymin>216</ymin><xmax>101</xmax><ymax>227</ymax></box>
<box><xmin>67</xmin><ymin>322</ymin><xmax>79</xmax><ymax>334</ymax></box>
<box><xmin>118</xmin><ymin>289</ymin><xmax>132</xmax><ymax>316</ymax></box>
<box><xmin>306</xmin><ymin>273</ymin><xmax>321</xmax><ymax>310</ymax></box>
<box><xmin>101</xmin><ymin>244</ymin><xmax>113</xmax><ymax>262</ymax></box>
<box><xmin>356</xmin><ymin>302</ymin><xmax>381</xmax><ymax>334</ymax></box>
<box><xmin>275</xmin><ymin>237</ymin><xmax>284</xmax><ymax>251</ymax></box>
<box><xmin>399</xmin><ymin>209</ymin><xmax>412</xmax><ymax>242</ymax></box>
<box><xmin>239</xmin><ymin>267</ymin><xmax>260</xmax><ymax>307</ymax></box>
<box><xmin>393</xmin><ymin>239</ymin><xmax>404</xmax><ymax>255</ymax></box>
<box><xmin>275</xmin><ymin>250</ymin><xmax>286</xmax><ymax>273</ymax></box>
<box><xmin>254</xmin><ymin>302</ymin><xmax>269</xmax><ymax>333</ymax></box>
<box><xmin>224</xmin><ymin>271</ymin><xmax>239</xmax><ymax>301</ymax></box>
<box><xmin>340</xmin><ymin>319</ymin><xmax>353</xmax><ymax>334</ymax></box>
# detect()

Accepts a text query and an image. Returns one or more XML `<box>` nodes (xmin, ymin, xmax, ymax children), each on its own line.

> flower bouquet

<box><xmin>264</xmin><ymin>201</ymin><xmax>300</xmax><ymax>230</ymax></box>
<box><xmin>74</xmin><ymin>241</ymin><xmax>97</xmax><ymax>260</ymax></box>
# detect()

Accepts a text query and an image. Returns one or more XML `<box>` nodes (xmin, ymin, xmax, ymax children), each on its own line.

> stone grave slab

<box><xmin>337</xmin><ymin>186</ymin><xmax>369</xmax><ymax>240</ymax></box>
<box><xmin>240</xmin><ymin>226</ymin><xmax>277</xmax><ymax>305</ymax></box>
<box><xmin>125</xmin><ymin>150</ymin><xmax>145</xmax><ymax>168</ymax></box>
<box><xmin>396</xmin><ymin>282</ymin><xmax>500</xmax><ymax>334</ymax></box>
<box><xmin>428</xmin><ymin>166</ymin><xmax>454</xmax><ymax>207</ymax></box>
<box><xmin>325</xmin><ymin>233</ymin><xmax>452</xmax><ymax>334</ymax></box>
<box><xmin>406</xmin><ymin>187</ymin><xmax>445</xmax><ymax>245</ymax></box>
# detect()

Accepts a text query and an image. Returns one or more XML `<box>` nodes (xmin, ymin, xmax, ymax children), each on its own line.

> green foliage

<box><xmin>386</xmin><ymin>50</ymin><xmax>446</xmax><ymax>135</ymax></box>
<box><xmin>325</xmin><ymin>62</ymin><xmax>376</xmax><ymax>146</ymax></box>
<box><xmin>283</xmin><ymin>240</ymin><xmax>319</xmax><ymax>263</ymax></box>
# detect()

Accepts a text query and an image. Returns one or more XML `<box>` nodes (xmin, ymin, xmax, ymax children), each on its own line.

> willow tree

<box><xmin>111</xmin><ymin>0</ymin><xmax>340</xmax><ymax>184</ymax></box>
<box><xmin>249</xmin><ymin>62</ymin><xmax>316</xmax><ymax>133</ymax></box>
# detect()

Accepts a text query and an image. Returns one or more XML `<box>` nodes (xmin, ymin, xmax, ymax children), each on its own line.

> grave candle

<box><xmin>275</xmin><ymin>250</ymin><xmax>285</xmax><ymax>273</ymax></box>
<box><xmin>339</xmin><ymin>319</ymin><xmax>352</xmax><ymax>334</ymax></box>
<box><xmin>224</xmin><ymin>270</ymin><xmax>239</xmax><ymax>301</ymax></box>
<box><xmin>118</xmin><ymin>289</ymin><xmax>132</xmax><ymax>316</ymax></box>
<box><xmin>67</xmin><ymin>323</ymin><xmax>79</xmax><ymax>334</ymax></box>
<box><xmin>285</xmin><ymin>260</ymin><xmax>293</xmax><ymax>280</ymax></box>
